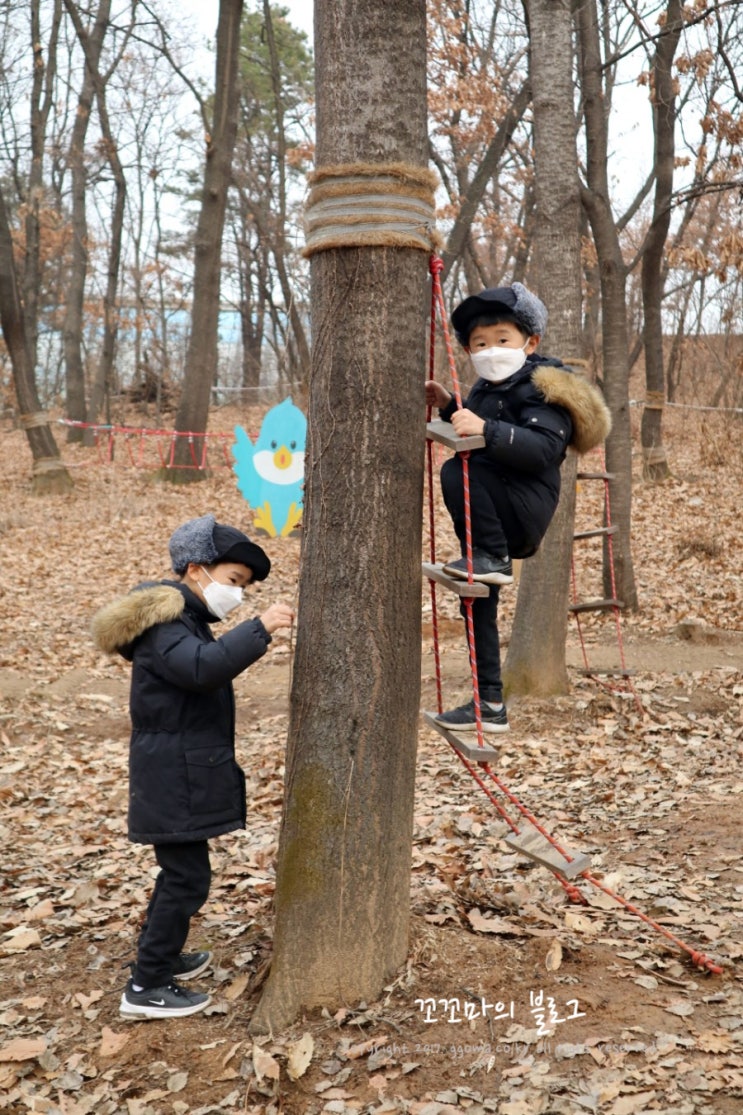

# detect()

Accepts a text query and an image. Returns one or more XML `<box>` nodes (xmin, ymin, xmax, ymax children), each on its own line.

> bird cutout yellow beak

<box><xmin>273</xmin><ymin>445</ymin><xmax>292</xmax><ymax>470</ymax></box>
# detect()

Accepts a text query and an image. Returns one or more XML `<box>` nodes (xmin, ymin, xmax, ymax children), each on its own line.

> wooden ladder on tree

<box><xmin>569</xmin><ymin>467</ymin><xmax>624</xmax><ymax>615</ymax></box>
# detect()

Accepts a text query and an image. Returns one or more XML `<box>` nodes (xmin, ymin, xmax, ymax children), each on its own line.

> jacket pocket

<box><xmin>185</xmin><ymin>746</ymin><xmax>240</xmax><ymax>816</ymax></box>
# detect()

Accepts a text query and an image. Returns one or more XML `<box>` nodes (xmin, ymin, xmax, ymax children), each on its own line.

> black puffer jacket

<box><xmin>440</xmin><ymin>354</ymin><xmax>612</xmax><ymax>554</ymax></box>
<box><xmin>91</xmin><ymin>581</ymin><xmax>272</xmax><ymax>845</ymax></box>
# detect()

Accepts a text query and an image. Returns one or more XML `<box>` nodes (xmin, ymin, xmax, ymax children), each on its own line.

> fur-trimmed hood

<box><xmin>91</xmin><ymin>583</ymin><xmax>187</xmax><ymax>657</ymax></box>
<box><xmin>531</xmin><ymin>365</ymin><xmax>611</xmax><ymax>454</ymax></box>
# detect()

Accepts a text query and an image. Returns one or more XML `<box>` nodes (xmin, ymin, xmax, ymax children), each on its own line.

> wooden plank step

<box><xmin>503</xmin><ymin>826</ymin><xmax>591</xmax><ymax>879</ymax></box>
<box><xmin>426</xmin><ymin>418</ymin><xmax>485</xmax><ymax>452</ymax></box>
<box><xmin>422</xmin><ymin>710</ymin><xmax>500</xmax><ymax>763</ymax></box>
<box><xmin>573</xmin><ymin>525</ymin><xmax>618</xmax><ymax>540</ymax></box>
<box><xmin>576</xmin><ymin>471</ymin><xmax>615</xmax><ymax>481</ymax></box>
<box><xmin>422</xmin><ymin>562</ymin><xmax>490</xmax><ymax>597</ymax></box>
<box><xmin>569</xmin><ymin>598</ymin><xmax>624</xmax><ymax>613</ymax></box>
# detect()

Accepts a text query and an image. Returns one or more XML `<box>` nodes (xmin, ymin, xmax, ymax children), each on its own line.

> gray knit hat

<box><xmin>169</xmin><ymin>514</ymin><xmax>271</xmax><ymax>580</ymax></box>
<box><xmin>451</xmin><ymin>282</ymin><xmax>548</xmax><ymax>344</ymax></box>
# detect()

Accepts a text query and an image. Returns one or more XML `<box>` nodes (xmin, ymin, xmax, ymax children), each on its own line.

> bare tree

<box><xmin>576</xmin><ymin>0</ymin><xmax>638</xmax><ymax>610</ymax></box>
<box><xmin>504</xmin><ymin>0</ymin><xmax>586</xmax><ymax>696</ymax></box>
<box><xmin>24</xmin><ymin>0</ymin><xmax>62</xmax><ymax>373</ymax></box>
<box><xmin>252</xmin><ymin>0</ymin><xmax>430</xmax><ymax>1034</ymax></box>
<box><xmin>0</xmin><ymin>185</ymin><xmax>72</xmax><ymax>492</ymax></box>
<box><xmin>167</xmin><ymin>0</ymin><xmax>244</xmax><ymax>479</ymax></box>
<box><xmin>61</xmin><ymin>0</ymin><xmax>111</xmax><ymax>442</ymax></box>
<box><xmin>638</xmin><ymin>0</ymin><xmax>685</xmax><ymax>480</ymax></box>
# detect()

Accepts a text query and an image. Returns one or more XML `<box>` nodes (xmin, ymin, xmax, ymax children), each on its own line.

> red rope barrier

<box><xmin>424</xmin><ymin>254</ymin><xmax>723</xmax><ymax>975</ymax></box>
<box><xmin>57</xmin><ymin>420</ymin><xmax>238</xmax><ymax>470</ymax></box>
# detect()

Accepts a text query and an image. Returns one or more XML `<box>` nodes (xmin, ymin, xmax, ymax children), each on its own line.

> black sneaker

<box><xmin>172</xmin><ymin>950</ymin><xmax>212</xmax><ymax>981</ymax></box>
<box><xmin>443</xmin><ymin>550</ymin><xmax>513</xmax><ymax>585</ymax></box>
<box><xmin>435</xmin><ymin>699</ymin><xmax>509</xmax><ymax>734</ymax></box>
<box><xmin>120</xmin><ymin>979</ymin><xmax>211</xmax><ymax>1020</ymax></box>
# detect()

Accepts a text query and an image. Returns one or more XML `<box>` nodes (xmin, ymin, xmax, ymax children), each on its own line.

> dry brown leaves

<box><xmin>0</xmin><ymin>402</ymin><xmax>741</xmax><ymax>1114</ymax></box>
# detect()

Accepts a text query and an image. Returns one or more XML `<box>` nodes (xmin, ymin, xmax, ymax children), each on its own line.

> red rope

<box><xmin>57</xmin><ymin>420</ymin><xmax>239</xmax><ymax>470</ymax></box>
<box><xmin>428</xmin><ymin>257</ymin><xmax>488</xmax><ymax>746</ymax></box>
<box><xmin>424</xmin><ymin>254</ymin><xmax>723</xmax><ymax>975</ymax></box>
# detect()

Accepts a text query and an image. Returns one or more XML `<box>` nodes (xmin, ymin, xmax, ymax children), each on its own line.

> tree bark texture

<box><xmin>504</xmin><ymin>0</ymin><xmax>585</xmax><ymax>697</ymax></box>
<box><xmin>251</xmin><ymin>0</ymin><xmax>429</xmax><ymax>1034</ymax></box>
<box><xmin>62</xmin><ymin>0</ymin><xmax>111</xmax><ymax>442</ymax></box>
<box><xmin>25</xmin><ymin>0</ymin><xmax>61</xmax><ymax>373</ymax></box>
<box><xmin>576</xmin><ymin>0</ymin><xmax>638</xmax><ymax>610</ymax></box>
<box><xmin>0</xmin><ymin>187</ymin><xmax>72</xmax><ymax>493</ymax></box>
<box><xmin>169</xmin><ymin>0</ymin><xmax>244</xmax><ymax>478</ymax></box>
<box><xmin>640</xmin><ymin>0</ymin><xmax>683</xmax><ymax>481</ymax></box>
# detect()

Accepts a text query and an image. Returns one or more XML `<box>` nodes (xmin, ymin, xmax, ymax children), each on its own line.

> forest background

<box><xmin>1</xmin><ymin>1</ymin><xmax>742</xmax><ymax>1112</ymax></box>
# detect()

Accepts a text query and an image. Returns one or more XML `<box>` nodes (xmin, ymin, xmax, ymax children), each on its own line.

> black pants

<box><xmin>441</xmin><ymin>455</ymin><xmax>534</xmax><ymax>559</ymax></box>
<box><xmin>134</xmin><ymin>840</ymin><xmax>211</xmax><ymax>988</ymax></box>
<box><xmin>442</xmin><ymin>456</ymin><xmax>527</xmax><ymax>706</ymax></box>
<box><xmin>460</xmin><ymin>588</ymin><xmax>502</xmax><ymax>704</ymax></box>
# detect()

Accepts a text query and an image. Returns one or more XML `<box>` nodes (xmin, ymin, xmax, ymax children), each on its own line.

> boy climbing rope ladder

<box><xmin>425</xmin><ymin>282</ymin><xmax>611</xmax><ymax>734</ymax></box>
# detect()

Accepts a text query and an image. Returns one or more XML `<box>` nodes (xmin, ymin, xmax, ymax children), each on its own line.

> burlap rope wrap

<box><xmin>20</xmin><ymin>411</ymin><xmax>50</xmax><ymax>430</ymax></box>
<box><xmin>303</xmin><ymin>162</ymin><xmax>441</xmax><ymax>257</ymax></box>
<box><xmin>644</xmin><ymin>391</ymin><xmax>665</xmax><ymax>411</ymax></box>
<box><xmin>32</xmin><ymin>456</ymin><xmax>65</xmax><ymax>475</ymax></box>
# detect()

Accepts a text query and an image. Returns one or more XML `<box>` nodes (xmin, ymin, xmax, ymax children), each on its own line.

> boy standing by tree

<box><xmin>426</xmin><ymin>283</ymin><xmax>610</xmax><ymax>734</ymax></box>
<box><xmin>92</xmin><ymin>514</ymin><xmax>293</xmax><ymax>1019</ymax></box>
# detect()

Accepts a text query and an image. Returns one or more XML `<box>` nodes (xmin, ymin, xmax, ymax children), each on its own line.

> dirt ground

<box><xmin>0</xmin><ymin>404</ymin><xmax>742</xmax><ymax>1114</ymax></box>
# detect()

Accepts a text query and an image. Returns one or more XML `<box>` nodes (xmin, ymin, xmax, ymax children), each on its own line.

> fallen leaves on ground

<box><xmin>0</xmin><ymin>403</ymin><xmax>741</xmax><ymax>1114</ymax></box>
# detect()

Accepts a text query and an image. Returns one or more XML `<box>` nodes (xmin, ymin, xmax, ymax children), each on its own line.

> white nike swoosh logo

<box><xmin>148</xmin><ymin>998</ymin><xmax>166</xmax><ymax>1006</ymax></box>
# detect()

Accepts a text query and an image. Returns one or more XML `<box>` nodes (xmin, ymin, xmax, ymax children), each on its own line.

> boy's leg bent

<box><xmin>441</xmin><ymin>456</ymin><xmax>511</xmax><ymax>557</ymax></box>
<box><xmin>134</xmin><ymin>840</ymin><xmax>211</xmax><ymax>988</ymax></box>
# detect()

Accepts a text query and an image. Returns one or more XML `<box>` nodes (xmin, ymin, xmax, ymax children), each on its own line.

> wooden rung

<box><xmin>573</xmin><ymin>525</ymin><xmax>618</xmax><ymax>539</ymax></box>
<box><xmin>426</xmin><ymin>418</ymin><xmax>485</xmax><ymax>452</ymax></box>
<box><xmin>422</xmin><ymin>710</ymin><xmax>500</xmax><ymax>763</ymax></box>
<box><xmin>568</xmin><ymin>598</ymin><xmax>624</xmax><ymax>613</ymax></box>
<box><xmin>576</xmin><ymin>471</ymin><xmax>615</xmax><ymax>481</ymax></box>
<box><xmin>422</xmin><ymin>562</ymin><xmax>490</xmax><ymax>597</ymax></box>
<box><xmin>503</xmin><ymin>826</ymin><xmax>591</xmax><ymax>879</ymax></box>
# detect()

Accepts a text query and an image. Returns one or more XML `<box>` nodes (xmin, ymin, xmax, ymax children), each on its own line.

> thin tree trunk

<box><xmin>640</xmin><ymin>0</ymin><xmax>683</xmax><ymax>481</ymax></box>
<box><xmin>252</xmin><ymin>0</ymin><xmax>429</xmax><ymax>1035</ymax></box>
<box><xmin>504</xmin><ymin>0</ymin><xmax>585</xmax><ymax>697</ymax></box>
<box><xmin>24</xmin><ymin>0</ymin><xmax>62</xmax><ymax>374</ymax></box>
<box><xmin>262</xmin><ymin>0</ymin><xmax>310</xmax><ymax>379</ymax></box>
<box><xmin>168</xmin><ymin>0</ymin><xmax>244</xmax><ymax>480</ymax></box>
<box><xmin>63</xmin><ymin>0</ymin><xmax>131</xmax><ymax>435</ymax></box>
<box><xmin>576</xmin><ymin>0</ymin><xmax>638</xmax><ymax>610</ymax></box>
<box><xmin>62</xmin><ymin>0</ymin><xmax>111</xmax><ymax>443</ymax></box>
<box><xmin>0</xmin><ymin>187</ymin><xmax>72</xmax><ymax>493</ymax></box>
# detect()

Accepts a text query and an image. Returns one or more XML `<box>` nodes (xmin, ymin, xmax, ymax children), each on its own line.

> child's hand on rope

<box><xmin>451</xmin><ymin>408</ymin><xmax>486</xmax><ymax>437</ymax></box>
<box><xmin>425</xmin><ymin>380</ymin><xmax>452</xmax><ymax>409</ymax></box>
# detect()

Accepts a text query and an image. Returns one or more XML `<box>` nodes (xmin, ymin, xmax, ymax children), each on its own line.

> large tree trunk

<box><xmin>640</xmin><ymin>0</ymin><xmax>683</xmax><ymax>481</ymax></box>
<box><xmin>167</xmin><ymin>0</ymin><xmax>244</xmax><ymax>480</ymax></box>
<box><xmin>576</xmin><ymin>0</ymin><xmax>638</xmax><ymax>610</ymax></box>
<box><xmin>251</xmin><ymin>0</ymin><xmax>429</xmax><ymax>1035</ymax></box>
<box><xmin>62</xmin><ymin>0</ymin><xmax>111</xmax><ymax>443</ymax></box>
<box><xmin>0</xmin><ymin>188</ymin><xmax>72</xmax><ymax>493</ymax></box>
<box><xmin>504</xmin><ymin>0</ymin><xmax>585</xmax><ymax>696</ymax></box>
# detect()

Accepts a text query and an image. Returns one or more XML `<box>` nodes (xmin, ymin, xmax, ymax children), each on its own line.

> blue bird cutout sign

<box><xmin>232</xmin><ymin>398</ymin><xmax>307</xmax><ymax>537</ymax></box>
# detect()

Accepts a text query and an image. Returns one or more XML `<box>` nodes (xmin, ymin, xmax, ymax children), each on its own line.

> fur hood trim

<box><xmin>532</xmin><ymin>366</ymin><xmax>612</xmax><ymax>454</ymax></box>
<box><xmin>91</xmin><ymin>585</ymin><xmax>185</xmax><ymax>655</ymax></box>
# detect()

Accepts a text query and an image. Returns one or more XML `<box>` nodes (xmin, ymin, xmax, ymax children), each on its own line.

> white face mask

<box><xmin>199</xmin><ymin>567</ymin><xmax>244</xmax><ymax>620</ymax></box>
<box><xmin>470</xmin><ymin>342</ymin><xmax>528</xmax><ymax>383</ymax></box>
